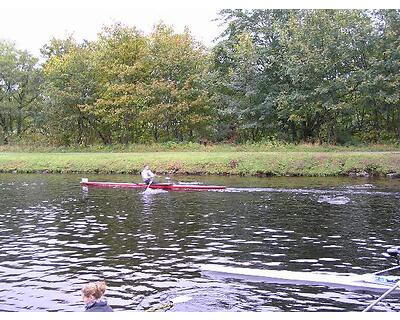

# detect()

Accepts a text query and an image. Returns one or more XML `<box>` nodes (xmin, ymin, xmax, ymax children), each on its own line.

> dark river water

<box><xmin>0</xmin><ymin>173</ymin><xmax>400</xmax><ymax>312</ymax></box>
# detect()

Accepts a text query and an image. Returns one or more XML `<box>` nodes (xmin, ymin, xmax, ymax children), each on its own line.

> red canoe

<box><xmin>80</xmin><ymin>178</ymin><xmax>226</xmax><ymax>191</ymax></box>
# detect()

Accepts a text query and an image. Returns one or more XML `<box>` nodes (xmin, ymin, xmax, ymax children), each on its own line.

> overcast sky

<box><xmin>0</xmin><ymin>0</ymin><xmax>395</xmax><ymax>57</ymax></box>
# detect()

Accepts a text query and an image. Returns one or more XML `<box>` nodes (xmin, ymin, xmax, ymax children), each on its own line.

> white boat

<box><xmin>200</xmin><ymin>264</ymin><xmax>400</xmax><ymax>292</ymax></box>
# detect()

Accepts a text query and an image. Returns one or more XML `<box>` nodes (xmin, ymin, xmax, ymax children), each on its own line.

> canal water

<box><xmin>0</xmin><ymin>173</ymin><xmax>399</xmax><ymax>312</ymax></box>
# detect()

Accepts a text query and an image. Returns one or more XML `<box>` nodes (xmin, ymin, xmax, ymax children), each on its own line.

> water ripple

<box><xmin>0</xmin><ymin>174</ymin><xmax>399</xmax><ymax>311</ymax></box>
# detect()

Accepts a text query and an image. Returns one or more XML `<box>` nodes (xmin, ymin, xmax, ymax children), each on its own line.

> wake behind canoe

<box><xmin>80</xmin><ymin>178</ymin><xmax>226</xmax><ymax>190</ymax></box>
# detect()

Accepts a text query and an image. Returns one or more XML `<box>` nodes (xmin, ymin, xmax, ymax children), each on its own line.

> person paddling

<box><xmin>141</xmin><ymin>165</ymin><xmax>156</xmax><ymax>184</ymax></box>
<box><xmin>81</xmin><ymin>281</ymin><xmax>113</xmax><ymax>312</ymax></box>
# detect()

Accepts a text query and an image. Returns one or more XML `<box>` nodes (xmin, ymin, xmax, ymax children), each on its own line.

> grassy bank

<box><xmin>0</xmin><ymin>151</ymin><xmax>399</xmax><ymax>177</ymax></box>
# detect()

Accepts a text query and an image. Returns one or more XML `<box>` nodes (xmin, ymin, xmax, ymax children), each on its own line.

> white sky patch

<box><xmin>0</xmin><ymin>0</ymin><xmax>396</xmax><ymax>57</ymax></box>
<box><xmin>1</xmin><ymin>6</ymin><xmax>223</xmax><ymax>55</ymax></box>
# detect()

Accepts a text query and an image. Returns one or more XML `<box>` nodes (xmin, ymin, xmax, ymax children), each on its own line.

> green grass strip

<box><xmin>0</xmin><ymin>151</ymin><xmax>399</xmax><ymax>177</ymax></box>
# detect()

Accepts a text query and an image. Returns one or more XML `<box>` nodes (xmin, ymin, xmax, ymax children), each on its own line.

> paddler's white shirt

<box><xmin>141</xmin><ymin>168</ymin><xmax>155</xmax><ymax>181</ymax></box>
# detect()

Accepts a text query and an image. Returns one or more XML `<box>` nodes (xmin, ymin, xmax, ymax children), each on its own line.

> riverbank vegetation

<box><xmin>0</xmin><ymin>141</ymin><xmax>400</xmax><ymax>153</ymax></box>
<box><xmin>0</xmin><ymin>9</ymin><xmax>399</xmax><ymax>148</ymax></box>
<box><xmin>0</xmin><ymin>150</ymin><xmax>399</xmax><ymax>177</ymax></box>
<box><xmin>1</xmin><ymin>10</ymin><xmax>399</xmax><ymax>176</ymax></box>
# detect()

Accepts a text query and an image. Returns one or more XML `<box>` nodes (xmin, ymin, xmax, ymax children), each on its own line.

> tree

<box><xmin>213</xmin><ymin>9</ymin><xmax>399</xmax><ymax>144</ymax></box>
<box><xmin>42</xmin><ymin>22</ymin><xmax>214</xmax><ymax>145</ymax></box>
<box><xmin>278</xmin><ymin>10</ymin><xmax>376</xmax><ymax>143</ymax></box>
<box><xmin>89</xmin><ymin>23</ymin><xmax>149</xmax><ymax>144</ymax></box>
<box><xmin>0</xmin><ymin>41</ymin><xmax>43</xmax><ymax>144</ymax></box>
<box><xmin>351</xmin><ymin>10</ymin><xmax>400</xmax><ymax>142</ymax></box>
<box><xmin>43</xmin><ymin>41</ymin><xmax>101</xmax><ymax>145</ymax></box>
<box><xmin>140</xmin><ymin>23</ymin><xmax>213</xmax><ymax>142</ymax></box>
<box><xmin>212</xmin><ymin>9</ymin><xmax>295</xmax><ymax>142</ymax></box>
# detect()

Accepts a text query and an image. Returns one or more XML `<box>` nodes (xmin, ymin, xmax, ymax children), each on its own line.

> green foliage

<box><xmin>1</xmin><ymin>141</ymin><xmax>399</xmax><ymax>154</ymax></box>
<box><xmin>2</xmin><ymin>10</ymin><xmax>400</xmax><ymax>147</ymax></box>
<box><xmin>43</xmin><ymin>41</ymin><xmax>101</xmax><ymax>145</ymax></box>
<box><xmin>213</xmin><ymin>9</ymin><xmax>400</xmax><ymax>144</ymax></box>
<box><xmin>0</xmin><ymin>40</ymin><xmax>44</xmax><ymax>144</ymax></box>
<box><xmin>40</xmin><ymin>22</ymin><xmax>213</xmax><ymax>145</ymax></box>
<box><xmin>139</xmin><ymin>24</ymin><xmax>214</xmax><ymax>142</ymax></box>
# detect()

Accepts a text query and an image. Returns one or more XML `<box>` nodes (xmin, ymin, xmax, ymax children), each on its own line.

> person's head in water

<box><xmin>81</xmin><ymin>281</ymin><xmax>107</xmax><ymax>303</ymax></box>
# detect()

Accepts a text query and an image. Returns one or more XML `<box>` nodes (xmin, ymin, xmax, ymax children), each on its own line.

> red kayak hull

<box><xmin>80</xmin><ymin>180</ymin><xmax>226</xmax><ymax>190</ymax></box>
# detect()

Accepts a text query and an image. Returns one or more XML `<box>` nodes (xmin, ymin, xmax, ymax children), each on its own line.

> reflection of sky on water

<box><xmin>142</xmin><ymin>189</ymin><xmax>167</xmax><ymax>214</ymax></box>
<box><xmin>1</xmin><ymin>174</ymin><xmax>400</xmax><ymax>311</ymax></box>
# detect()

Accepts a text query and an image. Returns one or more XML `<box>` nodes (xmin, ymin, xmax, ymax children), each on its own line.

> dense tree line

<box><xmin>0</xmin><ymin>9</ymin><xmax>399</xmax><ymax>146</ymax></box>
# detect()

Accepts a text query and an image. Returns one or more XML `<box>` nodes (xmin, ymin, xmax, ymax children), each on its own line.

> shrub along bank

<box><xmin>0</xmin><ymin>152</ymin><xmax>399</xmax><ymax>177</ymax></box>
